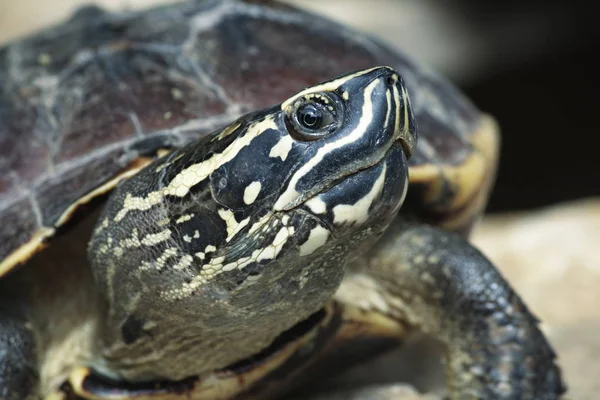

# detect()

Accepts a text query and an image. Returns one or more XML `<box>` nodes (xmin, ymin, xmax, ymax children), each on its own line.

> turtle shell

<box><xmin>0</xmin><ymin>0</ymin><xmax>498</xmax><ymax>276</ymax></box>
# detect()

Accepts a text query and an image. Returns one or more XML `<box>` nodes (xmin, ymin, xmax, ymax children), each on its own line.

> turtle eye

<box><xmin>287</xmin><ymin>93</ymin><xmax>342</xmax><ymax>141</ymax></box>
<box><xmin>297</xmin><ymin>104</ymin><xmax>324</xmax><ymax>129</ymax></box>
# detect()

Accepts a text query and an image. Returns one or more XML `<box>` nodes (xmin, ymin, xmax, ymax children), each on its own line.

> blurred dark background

<box><xmin>452</xmin><ymin>1</ymin><xmax>599</xmax><ymax>212</ymax></box>
<box><xmin>291</xmin><ymin>0</ymin><xmax>600</xmax><ymax>213</ymax></box>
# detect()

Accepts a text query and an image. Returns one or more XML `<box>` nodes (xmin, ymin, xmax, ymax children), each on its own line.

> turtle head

<box><xmin>275</xmin><ymin>65</ymin><xmax>417</xmax><ymax>229</ymax></box>
<box><xmin>87</xmin><ymin>67</ymin><xmax>417</xmax><ymax>381</ymax></box>
<box><xmin>202</xmin><ymin>66</ymin><xmax>417</xmax><ymax>277</ymax></box>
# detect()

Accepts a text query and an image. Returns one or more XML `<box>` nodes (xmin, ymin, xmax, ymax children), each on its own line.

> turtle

<box><xmin>0</xmin><ymin>1</ymin><xmax>565</xmax><ymax>399</ymax></box>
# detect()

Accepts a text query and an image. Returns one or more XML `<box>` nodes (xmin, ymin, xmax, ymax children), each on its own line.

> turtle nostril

<box><xmin>385</xmin><ymin>73</ymin><xmax>398</xmax><ymax>87</ymax></box>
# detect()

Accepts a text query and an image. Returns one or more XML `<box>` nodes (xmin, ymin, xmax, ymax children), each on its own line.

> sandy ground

<box><xmin>1</xmin><ymin>1</ymin><xmax>598</xmax><ymax>399</ymax></box>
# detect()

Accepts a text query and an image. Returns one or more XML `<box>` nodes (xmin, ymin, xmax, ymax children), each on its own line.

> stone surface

<box><xmin>306</xmin><ymin>383</ymin><xmax>440</xmax><ymax>400</ymax></box>
<box><xmin>473</xmin><ymin>198</ymin><xmax>600</xmax><ymax>400</ymax></box>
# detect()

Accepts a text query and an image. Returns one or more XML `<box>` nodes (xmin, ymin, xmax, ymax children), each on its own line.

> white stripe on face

<box><xmin>165</xmin><ymin>117</ymin><xmax>277</xmax><ymax>198</ymax></box>
<box><xmin>280</xmin><ymin>67</ymin><xmax>380</xmax><ymax>109</ymax></box>
<box><xmin>114</xmin><ymin>117</ymin><xmax>277</xmax><ymax>222</ymax></box>
<box><xmin>393</xmin><ymin>84</ymin><xmax>414</xmax><ymax>150</ymax></box>
<box><xmin>384</xmin><ymin>88</ymin><xmax>393</xmax><ymax>130</ymax></box>
<box><xmin>273</xmin><ymin>79</ymin><xmax>382</xmax><ymax>211</ymax></box>
<box><xmin>332</xmin><ymin>163</ymin><xmax>387</xmax><ymax>225</ymax></box>
<box><xmin>393</xmin><ymin>84</ymin><xmax>402</xmax><ymax>142</ymax></box>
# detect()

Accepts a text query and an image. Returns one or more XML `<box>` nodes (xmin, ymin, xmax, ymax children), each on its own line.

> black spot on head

<box><xmin>235</xmin><ymin>276</ymin><xmax>245</xmax><ymax>286</ymax></box>
<box><xmin>244</xmin><ymin>262</ymin><xmax>261</xmax><ymax>276</ymax></box>
<box><xmin>121</xmin><ymin>315</ymin><xmax>147</xmax><ymax>345</ymax></box>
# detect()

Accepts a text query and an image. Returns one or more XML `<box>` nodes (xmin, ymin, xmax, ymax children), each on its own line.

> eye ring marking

<box><xmin>286</xmin><ymin>92</ymin><xmax>343</xmax><ymax>141</ymax></box>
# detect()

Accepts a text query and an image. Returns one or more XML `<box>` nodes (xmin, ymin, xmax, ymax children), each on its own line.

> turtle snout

<box><xmin>384</xmin><ymin>68</ymin><xmax>399</xmax><ymax>87</ymax></box>
<box><xmin>387</xmin><ymin>71</ymin><xmax>417</xmax><ymax>158</ymax></box>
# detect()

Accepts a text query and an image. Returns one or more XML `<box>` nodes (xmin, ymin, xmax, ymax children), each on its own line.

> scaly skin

<box><xmin>355</xmin><ymin>222</ymin><xmax>565</xmax><ymax>399</ymax></box>
<box><xmin>0</xmin><ymin>283</ymin><xmax>38</xmax><ymax>400</ymax></box>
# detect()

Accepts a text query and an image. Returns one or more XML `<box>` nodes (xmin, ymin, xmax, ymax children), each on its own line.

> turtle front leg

<box><xmin>353</xmin><ymin>222</ymin><xmax>565</xmax><ymax>399</ymax></box>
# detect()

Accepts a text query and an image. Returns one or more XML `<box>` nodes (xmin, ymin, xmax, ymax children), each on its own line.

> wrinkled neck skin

<box><xmin>86</xmin><ymin>66</ymin><xmax>414</xmax><ymax>382</ymax></box>
<box><xmin>99</xmin><ymin>223</ymin><xmax>389</xmax><ymax>382</ymax></box>
<box><xmin>92</xmin><ymin>217</ymin><xmax>349</xmax><ymax>382</ymax></box>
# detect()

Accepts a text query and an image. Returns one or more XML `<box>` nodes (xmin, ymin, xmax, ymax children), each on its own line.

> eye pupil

<box><xmin>286</xmin><ymin>93</ymin><xmax>342</xmax><ymax>141</ymax></box>
<box><xmin>298</xmin><ymin>105</ymin><xmax>322</xmax><ymax>129</ymax></box>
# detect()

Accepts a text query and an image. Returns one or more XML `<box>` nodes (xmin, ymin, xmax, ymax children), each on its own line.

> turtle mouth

<box><xmin>299</xmin><ymin>140</ymin><xmax>402</xmax><ymax>208</ymax></box>
<box><xmin>295</xmin><ymin>140</ymin><xmax>405</xmax><ymax>228</ymax></box>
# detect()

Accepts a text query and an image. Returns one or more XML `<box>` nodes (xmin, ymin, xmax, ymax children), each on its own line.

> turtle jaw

<box><xmin>298</xmin><ymin>141</ymin><xmax>409</xmax><ymax>241</ymax></box>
